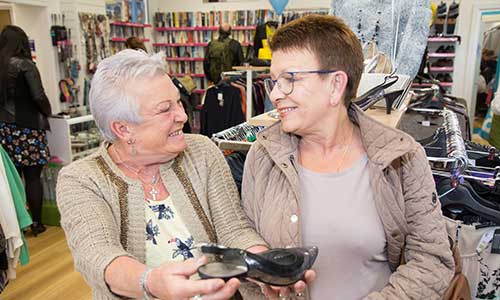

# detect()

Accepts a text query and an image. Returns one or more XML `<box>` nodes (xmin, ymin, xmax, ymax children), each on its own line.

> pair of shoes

<box><xmin>436</xmin><ymin>45</ymin><xmax>455</xmax><ymax>53</ymax></box>
<box><xmin>31</xmin><ymin>222</ymin><xmax>46</xmax><ymax>237</ymax></box>
<box><xmin>432</xmin><ymin>59</ymin><xmax>453</xmax><ymax>67</ymax></box>
<box><xmin>436</xmin><ymin>73</ymin><xmax>453</xmax><ymax>83</ymax></box>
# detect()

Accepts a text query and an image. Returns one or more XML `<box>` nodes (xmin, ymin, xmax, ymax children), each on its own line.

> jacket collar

<box><xmin>257</xmin><ymin>104</ymin><xmax>415</xmax><ymax>169</ymax></box>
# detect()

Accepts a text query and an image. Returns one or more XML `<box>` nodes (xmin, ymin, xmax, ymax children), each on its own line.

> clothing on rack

<box><xmin>0</xmin><ymin>225</ymin><xmax>7</xmax><ymax>293</ymax></box>
<box><xmin>483</xmin><ymin>24</ymin><xmax>500</xmax><ymax>56</ymax></box>
<box><xmin>399</xmin><ymin>87</ymin><xmax>471</xmax><ymax>141</ymax></box>
<box><xmin>225</xmin><ymin>151</ymin><xmax>246</xmax><ymax>195</ymax></box>
<box><xmin>201</xmin><ymin>74</ymin><xmax>267</xmax><ymax>137</ymax></box>
<box><xmin>445</xmin><ymin>218</ymin><xmax>500</xmax><ymax>299</ymax></box>
<box><xmin>201</xmin><ymin>84</ymin><xmax>245</xmax><ymax>138</ymax></box>
<box><xmin>0</xmin><ymin>146</ymin><xmax>32</xmax><ymax>281</ymax></box>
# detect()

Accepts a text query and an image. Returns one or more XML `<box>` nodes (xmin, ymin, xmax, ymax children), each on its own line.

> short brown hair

<box><xmin>269</xmin><ymin>15</ymin><xmax>363</xmax><ymax>105</ymax></box>
<box><xmin>125</xmin><ymin>36</ymin><xmax>147</xmax><ymax>52</ymax></box>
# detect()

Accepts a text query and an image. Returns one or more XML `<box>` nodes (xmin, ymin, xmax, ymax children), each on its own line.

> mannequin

<box><xmin>332</xmin><ymin>0</ymin><xmax>431</xmax><ymax>79</ymax></box>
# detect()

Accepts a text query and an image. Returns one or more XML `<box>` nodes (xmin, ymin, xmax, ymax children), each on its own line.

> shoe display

<box><xmin>436</xmin><ymin>46</ymin><xmax>447</xmax><ymax>53</ymax></box>
<box><xmin>445</xmin><ymin>45</ymin><xmax>455</xmax><ymax>53</ymax></box>
<box><xmin>432</xmin><ymin>59</ymin><xmax>453</xmax><ymax>67</ymax></box>
<box><xmin>197</xmin><ymin>244</ymin><xmax>318</xmax><ymax>286</ymax></box>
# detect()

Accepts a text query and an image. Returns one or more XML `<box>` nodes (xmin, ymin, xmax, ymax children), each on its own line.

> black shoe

<box><xmin>198</xmin><ymin>244</ymin><xmax>318</xmax><ymax>286</ymax></box>
<box><xmin>436</xmin><ymin>45</ymin><xmax>446</xmax><ymax>53</ymax></box>
<box><xmin>31</xmin><ymin>222</ymin><xmax>46</xmax><ymax>237</ymax></box>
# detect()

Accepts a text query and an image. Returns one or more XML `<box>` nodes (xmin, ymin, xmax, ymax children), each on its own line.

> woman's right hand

<box><xmin>148</xmin><ymin>256</ymin><xmax>240</xmax><ymax>300</ymax></box>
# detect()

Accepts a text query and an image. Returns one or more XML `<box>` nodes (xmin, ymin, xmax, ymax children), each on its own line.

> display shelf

<box><xmin>428</xmin><ymin>37</ymin><xmax>459</xmax><ymax>43</ymax></box>
<box><xmin>429</xmin><ymin>66</ymin><xmax>454</xmax><ymax>72</ymax></box>
<box><xmin>110</xmin><ymin>21</ymin><xmax>151</xmax><ymax>28</ymax></box>
<box><xmin>153</xmin><ymin>42</ymin><xmax>208</xmax><ymax>47</ymax></box>
<box><xmin>46</xmin><ymin>115</ymin><xmax>103</xmax><ymax>165</ymax></box>
<box><xmin>412</xmin><ymin>82</ymin><xmax>453</xmax><ymax>88</ymax></box>
<box><xmin>428</xmin><ymin>53</ymin><xmax>455</xmax><ymax>58</ymax></box>
<box><xmin>169</xmin><ymin>73</ymin><xmax>205</xmax><ymax>78</ymax></box>
<box><xmin>165</xmin><ymin>57</ymin><xmax>204</xmax><ymax>62</ymax></box>
<box><xmin>155</xmin><ymin>25</ymin><xmax>256</xmax><ymax>32</ymax></box>
<box><xmin>193</xmin><ymin>89</ymin><xmax>205</xmax><ymax>94</ymax></box>
<box><xmin>111</xmin><ymin>37</ymin><xmax>150</xmax><ymax>42</ymax></box>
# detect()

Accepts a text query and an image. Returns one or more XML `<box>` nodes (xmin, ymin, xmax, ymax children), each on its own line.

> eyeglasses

<box><xmin>264</xmin><ymin>70</ymin><xmax>338</xmax><ymax>96</ymax></box>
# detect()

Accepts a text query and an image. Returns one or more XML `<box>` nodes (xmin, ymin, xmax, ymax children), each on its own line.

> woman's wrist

<box><xmin>145</xmin><ymin>268</ymin><xmax>161</xmax><ymax>299</ymax></box>
<box><xmin>140</xmin><ymin>267</ymin><xmax>159</xmax><ymax>300</ymax></box>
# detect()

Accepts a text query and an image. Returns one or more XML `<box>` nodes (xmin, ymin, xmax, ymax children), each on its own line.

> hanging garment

<box><xmin>225</xmin><ymin>151</ymin><xmax>246</xmax><ymax>195</ymax></box>
<box><xmin>0</xmin><ymin>224</ymin><xmax>7</xmax><ymax>292</ymax></box>
<box><xmin>483</xmin><ymin>25</ymin><xmax>500</xmax><ymax>56</ymax></box>
<box><xmin>0</xmin><ymin>145</ymin><xmax>32</xmax><ymax>278</ymax></box>
<box><xmin>445</xmin><ymin>218</ymin><xmax>500</xmax><ymax>299</ymax></box>
<box><xmin>201</xmin><ymin>84</ymin><xmax>245</xmax><ymax>138</ymax></box>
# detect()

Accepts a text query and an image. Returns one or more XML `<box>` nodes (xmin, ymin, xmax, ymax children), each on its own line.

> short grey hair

<box><xmin>90</xmin><ymin>49</ymin><xmax>167</xmax><ymax>141</ymax></box>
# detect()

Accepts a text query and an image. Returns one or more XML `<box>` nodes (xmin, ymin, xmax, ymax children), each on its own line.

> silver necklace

<box><xmin>111</xmin><ymin>146</ymin><xmax>161</xmax><ymax>201</ymax></box>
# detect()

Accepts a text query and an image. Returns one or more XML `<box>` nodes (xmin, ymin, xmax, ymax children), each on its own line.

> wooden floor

<box><xmin>1</xmin><ymin>226</ymin><xmax>91</xmax><ymax>300</ymax></box>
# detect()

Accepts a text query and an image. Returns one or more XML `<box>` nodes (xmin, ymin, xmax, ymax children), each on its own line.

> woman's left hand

<box><xmin>260</xmin><ymin>270</ymin><xmax>316</xmax><ymax>299</ymax></box>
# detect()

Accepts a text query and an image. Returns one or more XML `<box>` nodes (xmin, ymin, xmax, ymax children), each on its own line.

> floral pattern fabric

<box><xmin>0</xmin><ymin>122</ymin><xmax>49</xmax><ymax>167</ymax></box>
<box><xmin>145</xmin><ymin>196</ymin><xmax>200</xmax><ymax>268</ymax></box>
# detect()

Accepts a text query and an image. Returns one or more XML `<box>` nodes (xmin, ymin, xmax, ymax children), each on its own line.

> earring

<box><xmin>127</xmin><ymin>138</ymin><xmax>137</xmax><ymax>155</ymax></box>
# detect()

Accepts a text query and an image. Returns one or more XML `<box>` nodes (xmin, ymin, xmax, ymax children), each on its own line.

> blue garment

<box><xmin>332</xmin><ymin>0</ymin><xmax>431</xmax><ymax>79</ymax></box>
<box><xmin>0</xmin><ymin>145</ymin><xmax>32</xmax><ymax>265</ymax></box>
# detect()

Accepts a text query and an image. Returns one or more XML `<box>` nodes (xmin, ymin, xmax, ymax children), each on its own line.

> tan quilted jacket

<box><xmin>241</xmin><ymin>104</ymin><xmax>454</xmax><ymax>300</ymax></box>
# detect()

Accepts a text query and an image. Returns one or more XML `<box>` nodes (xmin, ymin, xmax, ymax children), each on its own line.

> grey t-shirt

<box><xmin>298</xmin><ymin>155</ymin><xmax>391</xmax><ymax>300</ymax></box>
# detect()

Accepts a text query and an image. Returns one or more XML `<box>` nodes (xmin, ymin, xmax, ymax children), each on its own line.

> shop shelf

<box><xmin>427</xmin><ymin>53</ymin><xmax>455</xmax><ymax>58</ymax></box>
<box><xmin>165</xmin><ymin>57</ymin><xmax>204</xmax><ymax>61</ymax></box>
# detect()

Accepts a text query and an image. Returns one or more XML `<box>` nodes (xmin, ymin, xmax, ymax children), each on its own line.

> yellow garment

<box><xmin>265</xmin><ymin>24</ymin><xmax>275</xmax><ymax>40</ymax></box>
<box><xmin>257</xmin><ymin>25</ymin><xmax>276</xmax><ymax>60</ymax></box>
<box><xmin>430</xmin><ymin>3</ymin><xmax>437</xmax><ymax>27</ymax></box>
<box><xmin>258</xmin><ymin>39</ymin><xmax>272</xmax><ymax>60</ymax></box>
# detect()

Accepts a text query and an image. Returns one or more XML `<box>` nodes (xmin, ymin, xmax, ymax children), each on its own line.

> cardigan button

<box><xmin>281</xmin><ymin>163</ymin><xmax>288</xmax><ymax>169</ymax></box>
<box><xmin>290</xmin><ymin>214</ymin><xmax>298</xmax><ymax>223</ymax></box>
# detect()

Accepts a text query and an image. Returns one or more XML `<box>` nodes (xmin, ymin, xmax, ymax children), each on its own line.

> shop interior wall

<box><xmin>9</xmin><ymin>2</ymin><xmax>60</xmax><ymax>113</ymax></box>
<box><xmin>59</xmin><ymin>0</ymin><xmax>106</xmax><ymax>111</ymax></box>
<box><xmin>149</xmin><ymin>0</ymin><xmax>330</xmax><ymax>14</ymax></box>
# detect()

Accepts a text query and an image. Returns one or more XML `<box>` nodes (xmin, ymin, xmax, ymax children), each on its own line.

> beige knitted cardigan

<box><xmin>56</xmin><ymin>134</ymin><xmax>265</xmax><ymax>300</ymax></box>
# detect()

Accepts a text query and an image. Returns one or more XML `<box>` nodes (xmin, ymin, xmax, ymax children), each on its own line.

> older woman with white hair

<box><xmin>56</xmin><ymin>49</ymin><xmax>267</xmax><ymax>300</ymax></box>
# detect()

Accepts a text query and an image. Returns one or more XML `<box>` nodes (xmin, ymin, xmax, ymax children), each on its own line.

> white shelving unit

<box><xmin>46</xmin><ymin>115</ymin><xmax>102</xmax><ymax>165</ymax></box>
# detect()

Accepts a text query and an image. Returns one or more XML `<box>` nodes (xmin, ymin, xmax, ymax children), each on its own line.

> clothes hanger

<box><xmin>437</xmin><ymin>177</ymin><xmax>500</xmax><ymax>225</ymax></box>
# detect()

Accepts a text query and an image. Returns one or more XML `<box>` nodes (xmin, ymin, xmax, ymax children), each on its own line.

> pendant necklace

<box><xmin>111</xmin><ymin>146</ymin><xmax>161</xmax><ymax>201</ymax></box>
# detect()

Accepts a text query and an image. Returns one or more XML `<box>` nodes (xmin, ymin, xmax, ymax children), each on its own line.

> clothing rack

<box><xmin>426</xmin><ymin>109</ymin><xmax>468</xmax><ymax>187</ymax></box>
<box><xmin>233</xmin><ymin>66</ymin><xmax>270</xmax><ymax>120</ymax></box>
<box><xmin>443</xmin><ymin>109</ymin><xmax>468</xmax><ymax>174</ymax></box>
<box><xmin>212</xmin><ymin>122</ymin><xmax>265</xmax><ymax>151</ymax></box>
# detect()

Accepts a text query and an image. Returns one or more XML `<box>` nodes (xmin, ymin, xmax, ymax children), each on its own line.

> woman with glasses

<box><xmin>241</xmin><ymin>15</ymin><xmax>454</xmax><ymax>299</ymax></box>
